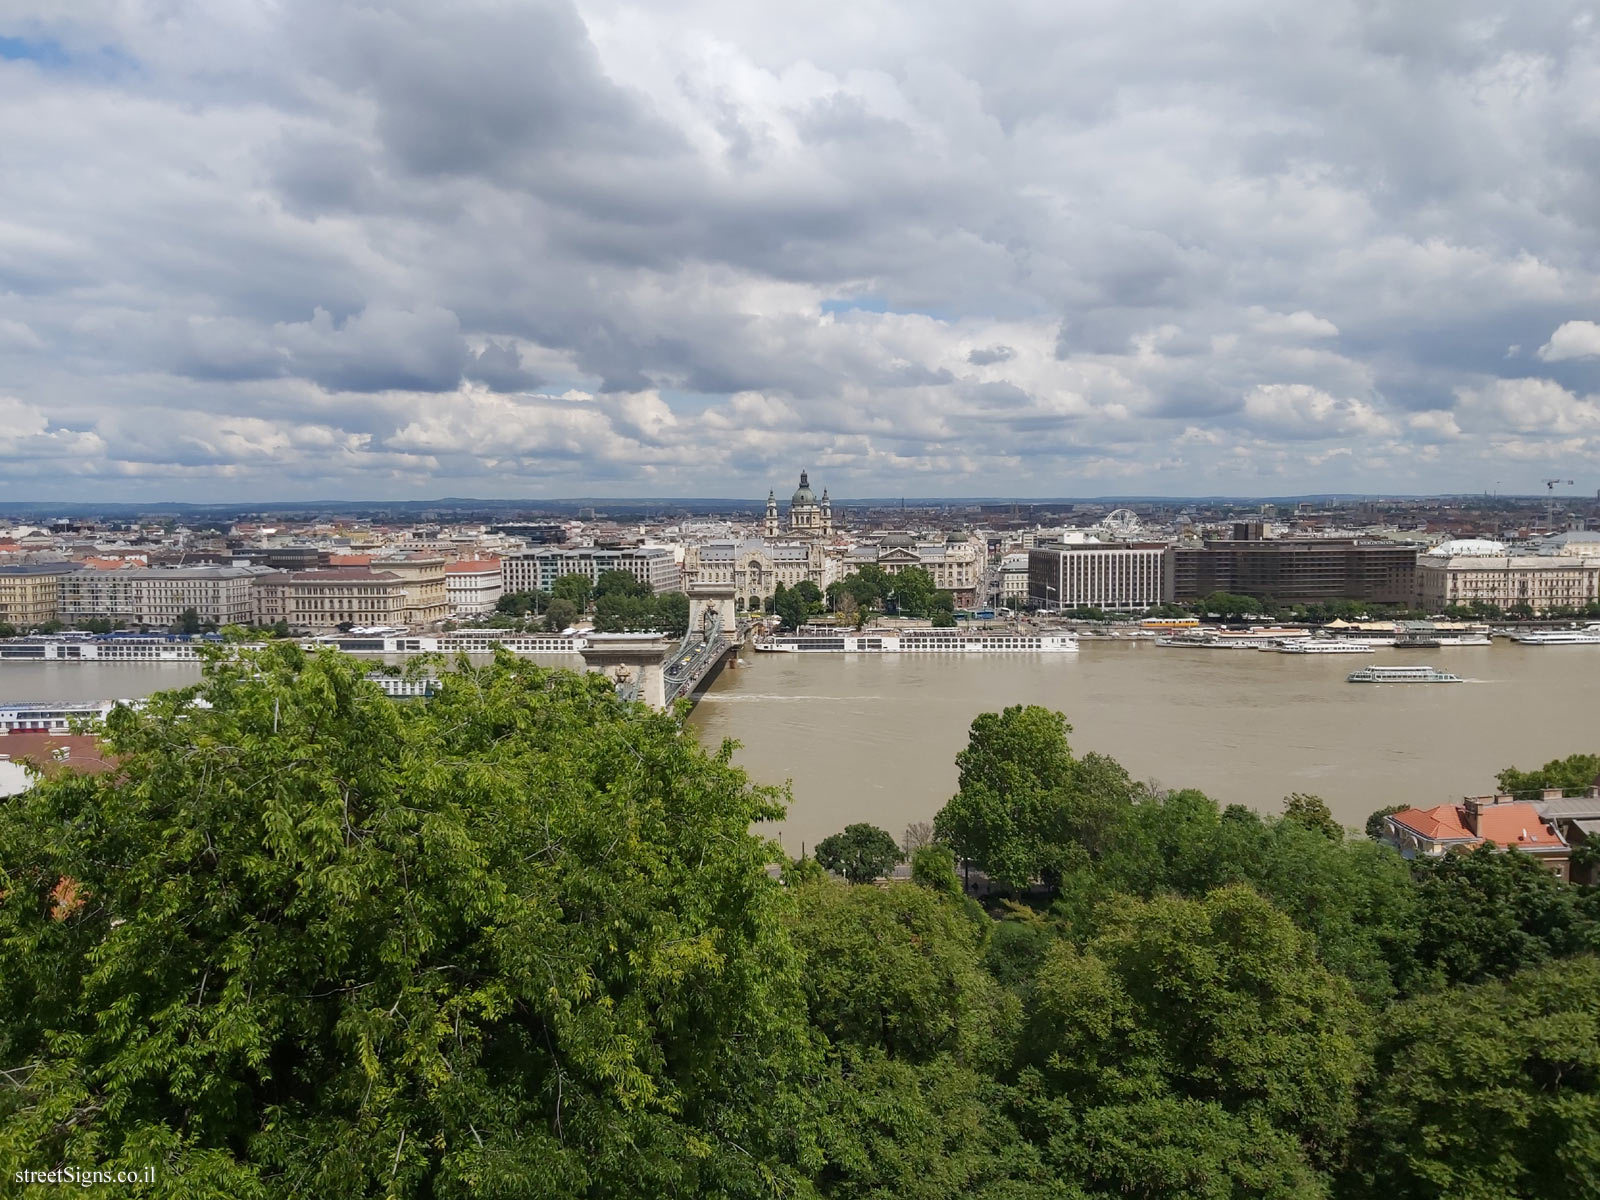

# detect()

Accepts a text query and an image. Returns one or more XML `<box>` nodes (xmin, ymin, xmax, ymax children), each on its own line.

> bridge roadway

<box><xmin>661</xmin><ymin>613</ymin><xmax>751</xmax><ymax>705</ymax></box>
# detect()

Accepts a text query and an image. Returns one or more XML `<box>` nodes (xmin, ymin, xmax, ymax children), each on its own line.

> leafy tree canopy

<box><xmin>814</xmin><ymin>823</ymin><xmax>902</xmax><ymax>884</ymax></box>
<box><xmin>0</xmin><ymin>647</ymin><xmax>809</xmax><ymax>1197</ymax></box>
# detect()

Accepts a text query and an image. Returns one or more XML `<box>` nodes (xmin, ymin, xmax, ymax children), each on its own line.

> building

<box><xmin>680</xmin><ymin>539</ymin><xmax>833</xmax><ymax>611</ymax></box>
<box><xmin>1028</xmin><ymin>542</ymin><xmax>1174</xmax><ymax>611</ymax></box>
<box><xmin>0</xmin><ymin>563</ymin><xmax>77</xmax><ymax>628</ymax></box>
<box><xmin>998</xmin><ymin>552</ymin><xmax>1030</xmax><ymax>606</ymax></box>
<box><xmin>764</xmin><ymin>471</ymin><xmax>834</xmax><ymax>539</ymax></box>
<box><xmin>369</xmin><ymin>553</ymin><xmax>449</xmax><ymax>626</ymax></box>
<box><xmin>1171</xmin><ymin>539</ymin><xmax>1418</xmax><ymax>606</ymax></box>
<box><xmin>1414</xmin><ymin>539</ymin><xmax>1600</xmax><ymax>614</ymax></box>
<box><xmin>844</xmin><ymin>534</ymin><xmax>990</xmax><ymax>606</ymax></box>
<box><xmin>1382</xmin><ymin>794</ymin><xmax>1571</xmax><ymax>880</ymax></box>
<box><xmin>254</xmin><ymin>569</ymin><xmax>408</xmax><ymax>632</ymax></box>
<box><xmin>56</xmin><ymin>565</ymin><xmax>275</xmax><ymax>629</ymax></box>
<box><xmin>445</xmin><ymin>558</ymin><xmax>503</xmax><ymax>617</ymax></box>
<box><xmin>502</xmin><ymin>547</ymin><xmax>681</xmax><ymax>596</ymax></box>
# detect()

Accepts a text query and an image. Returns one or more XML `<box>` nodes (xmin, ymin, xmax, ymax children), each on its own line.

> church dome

<box><xmin>791</xmin><ymin>470</ymin><xmax>816</xmax><ymax>507</ymax></box>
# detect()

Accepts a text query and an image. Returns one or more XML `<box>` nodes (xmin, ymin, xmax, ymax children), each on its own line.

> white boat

<box><xmin>1271</xmin><ymin>640</ymin><xmax>1375</xmax><ymax>654</ymax></box>
<box><xmin>0</xmin><ymin>630</ymin><xmax>589</xmax><ymax>662</ymax></box>
<box><xmin>1510</xmin><ymin>629</ymin><xmax>1600</xmax><ymax>645</ymax></box>
<box><xmin>0</xmin><ymin>700</ymin><xmax>124</xmax><ymax>733</ymax></box>
<box><xmin>1346</xmin><ymin>666</ymin><xmax>1463</xmax><ymax>683</ymax></box>
<box><xmin>753</xmin><ymin>627</ymin><xmax>1078</xmax><ymax>653</ymax></box>
<box><xmin>1157</xmin><ymin>626</ymin><xmax>1311</xmax><ymax>650</ymax></box>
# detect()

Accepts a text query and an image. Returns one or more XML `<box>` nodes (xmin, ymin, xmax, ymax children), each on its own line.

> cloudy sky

<box><xmin>3</xmin><ymin>1</ymin><xmax>1600</xmax><ymax>501</ymax></box>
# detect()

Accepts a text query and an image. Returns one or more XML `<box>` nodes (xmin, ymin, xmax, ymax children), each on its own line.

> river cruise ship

<box><xmin>0</xmin><ymin>631</ymin><xmax>589</xmax><ymax>663</ymax></box>
<box><xmin>1510</xmin><ymin>627</ymin><xmax>1600</xmax><ymax>645</ymax></box>
<box><xmin>754</xmin><ymin>627</ymin><xmax>1078</xmax><ymax>653</ymax></box>
<box><xmin>0</xmin><ymin>700</ymin><xmax>123</xmax><ymax>733</ymax></box>
<box><xmin>1346</xmin><ymin>666</ymin><xmax>1463</xmax><ymax>684</ymax></box>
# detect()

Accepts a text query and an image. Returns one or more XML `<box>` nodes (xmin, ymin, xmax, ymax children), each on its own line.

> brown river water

<box><xmin>5</xmin><ymin>643</ymin><xmax>1595</xmax><ymax>855</ymax></box>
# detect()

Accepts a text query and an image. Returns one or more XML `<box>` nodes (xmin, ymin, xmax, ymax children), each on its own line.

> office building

<box><xmin>1171</xmin><ymin>539</ymin><xmax>1417</xmax><ymax>605</ymax></box>
<box><xmin>1028</xmin><ymin>542</ymin><xmax>1174</xmax><ymax>610</ymax></box>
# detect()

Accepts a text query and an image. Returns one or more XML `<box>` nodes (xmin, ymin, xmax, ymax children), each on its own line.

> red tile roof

<box><xmin>0</xmin><ymin>734</ymin><xmax>118</xmax><ymax>778</ymax></box>
<box><xmin>1391</xmin><ymin>804</ymin><xmax>1474</xmax><ymax>841</ymax></box>
<box><xmin>445</xmin><ymin>558</ymin><xmax>501</xmax><ymax>573</ymax></box>
<box><xmin>1473</xmin><ymin>803</ymin><xmax>1565</xmax><ymax>850</ymax></box>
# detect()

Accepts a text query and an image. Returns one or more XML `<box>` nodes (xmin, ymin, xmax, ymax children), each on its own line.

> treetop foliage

<box><xmin>2</xmin><ymin>661</ymin><xmax>1597</xmax><ymax>1198</ymax></box>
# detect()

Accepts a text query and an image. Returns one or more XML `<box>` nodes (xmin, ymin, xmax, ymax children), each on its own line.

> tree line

<box><xmin>0</xmin><ymin>654</ymin><xmax>1595</xmax><ymax>1197</ymax></box>
<box><xmin>493</xmin><ymin>569</ymin><xmax>690</xmax><ymax>637</ymax></box>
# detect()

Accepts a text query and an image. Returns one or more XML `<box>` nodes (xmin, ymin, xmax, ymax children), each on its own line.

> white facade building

<box><xmin>1027</xmin><ymin>542</ymin><xmax>1175</xmax><ymax>611</ymax></box>
<box><xmin>445</xmin><ymin>558</ymin><xmax>504</xmax><ymax>617</ymax></box>
<box><xmin>1415</xmin><ymin>540</ymin><xmax>1600</xmax><ymax>613</ymax></box>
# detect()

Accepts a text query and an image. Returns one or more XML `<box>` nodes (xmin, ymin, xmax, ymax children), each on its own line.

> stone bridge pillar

<box><xmin>686</xmin><ymin>582</ymin><xmax>738</xmax><ymax>641</ymax></box>
<box><xmin>579</xmin><ymin>633</ymin><xmax>672</xmax><ymax>709</ymax></box>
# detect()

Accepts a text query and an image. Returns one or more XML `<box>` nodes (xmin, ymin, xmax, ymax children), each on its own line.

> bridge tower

<box><xmin>686</xmin><ymin>582</ymin><xmax>738</xmax><ymax>641</ymax></box>
<box><xmin>579</xmin><ymin>633</ymin><xmax>672</xmax><ymax>709</ymax></box>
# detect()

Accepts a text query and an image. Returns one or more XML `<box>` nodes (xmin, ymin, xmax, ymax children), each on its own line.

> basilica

<box><xmin>765</xmin><ymin>470</ymin><xmax>833</xmax><ymax>538</ymax></box>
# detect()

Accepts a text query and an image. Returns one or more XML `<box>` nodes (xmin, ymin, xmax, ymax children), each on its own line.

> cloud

<box><xmin>1537</xmin><ymin>320</ymin><xmax>1600</xmax><ymax>362</ymax></box>
<box><xmin>1241</xmin><ymin>384</ymin><xmax>1397</xmax><ymax>438</ymax></box>
<box><xmin>2</xmin><ymin>0</ymin><xmax>1600</xmax><ymax>498</ymax></box>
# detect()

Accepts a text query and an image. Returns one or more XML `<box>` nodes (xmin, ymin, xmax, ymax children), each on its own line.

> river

<box><xmin>5</xmin><ymin>642</ymin><xmax>1595</xmax><ymax>854</ymax></box>
<box><xmin>690</xmin><ymin>640</ymin><xmax>1600</xmax><ymax>854</ymax></box>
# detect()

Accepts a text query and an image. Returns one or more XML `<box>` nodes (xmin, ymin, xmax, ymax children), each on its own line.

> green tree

<box><xmin>0</xmin><ymin>647</ymin><xmax>811</xmax><ymax>1196</ymax></box>
<box><xmin>934</xmin><ymin>707</ymin><xmax>1133</xmax><ymax>892</ymax></box>
<box><xmin>1281</xmin><ymin>793</ymin><xmax>1343</xmax><ymax>840</ymax></box>
<box><xmin>774</xmin><ymin>582</ymin><xmax>811</xmax><ymax>631</ymax></box>
<box><xmin>1409</xmin><ymin>844</ymin><xmax>1600</xmax><ymax>989</ymax></box>
<box><xmin>655</xmin><ymin>591</ymin><xmax>690</xmax><ymax>638</ymax></box>
<box><xmin>1023</xmin><ymin>885</ymin><xmax>1371</xmax><ymax>1169</ymax></box>
<box><xmin>176</xmin><ymin>606</ymin><xmax>202</xmax><ymax>635</ymax></box>
<box><xmin>1350</xmin><ymin>956</ymin><xmax>1600</xmax><ymax>1199</ymax></box>
<box><xmin>495</xmin><ymin>589</ymin><xmax>549</xmax><ymax>618</ymax></box>
<box><xmin>786</xmin><ymin>878</ymin><xmax>1015</xmax><ymax>1067</ymax></box>
<box><xmin>542</xmin><ymin>597</ymin><xmax>580</xmax><ymax>632</ymax></box>
<box><xmin>550</xmin><ymin>572</ymin><xmax>593</xmax><ymax>611</ymax></box>
<box><xmin>1496</xmin><ymin>752</ymin><xmax>1600</xmax><ymax>799</ymax></box>
<box><xmin>0</xmin><ymin>621</ymin><xmax>16</xmax><ymax>638</ymax></box>
<box><xmin>888</xmin><ymin>567</ymin><xmax>938</xmax><ymax>618</ymax></box>
<box><xmin>592</xmin><ymin>591</ymin><xmax>659</xmax><ymax>633</ymax></box>
<box><xmin>815</xmin><ymin>823</ymin><xmax>903</xmax><ymax>884</ymax></box>
<box><xmin>594</xmin><ymin>569</ymin><xmax>652</xmax><ymax>601</ymax></box>
<box><xmin>1364</xmin><ymin>803</ymin><xmax>1408</xmax><ymax>841</ymax></box>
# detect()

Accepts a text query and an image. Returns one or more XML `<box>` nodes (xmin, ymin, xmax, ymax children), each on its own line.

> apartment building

<box><xmin>254</xmin><ymin>569</ymin><xmax>408</xmax><ymax>632</ymax></box>
<box><xmin>56</xmin><ymin>565</ymin><xmax>274</xmax><ymax>628</ymax></box>
<box><xmin>0</xmin><ymin>563</ymin><xmax>78</xmax><ymax>628</ymax></box>
<box><xmin>680</xmin><ymin>539</ymin><xmax>832</xmax><ymax>611</ymax></box>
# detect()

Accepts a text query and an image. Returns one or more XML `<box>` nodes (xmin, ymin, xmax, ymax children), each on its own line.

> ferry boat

<box><xmin>1509</xmin><ymin>628</ymin><xmax>1600</xmax><ymax>645</ymax></box>
<box><xmin>1346</xmin><ymin>666</ymin><xmax>1463</xmax><ymax>684</ymax></box>
<box><xmin>1271</xmin><ymin>640</ymin><xmax>1375</xmax><ymax>654</ymax></box>
<box><xmin>754</xmin><ymin>627</ymin><xmax>1078</xmax><ymax>653</ymax></box>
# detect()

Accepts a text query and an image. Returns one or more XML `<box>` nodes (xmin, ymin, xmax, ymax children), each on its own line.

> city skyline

<box><xmin>4</xmin><ymin>3</ymin><xmax>1600</xmax><ymax>501</ymax></box>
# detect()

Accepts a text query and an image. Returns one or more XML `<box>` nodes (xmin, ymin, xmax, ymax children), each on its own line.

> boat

<box><xmin>0</xmin><ymin>630</ymin><xmax>589</xmax><ymax>662</ymax></box>
<box><xmin>1346</xmin><ymin>666</ymin><xmax>1464</xmax><ymax>683</ymax></box>
<box><xmin>1271</xmin><ymin>640</ymin><xmax>1375</xmax><ymax>654</ymax></box>
<box><xmin>753</xmin><ymin>627</ymin><xmax>1078</xmax><ymax>653</ymax></box>
<box><xmin>1510</xmin><ymin>629</ymin><xmax>1600</xmax><ymax>645</ymax></box>
<box><xmin>1155</xmin><ymin>626</ymin><xmax>1311</xmax><ymax>650</ymax></box>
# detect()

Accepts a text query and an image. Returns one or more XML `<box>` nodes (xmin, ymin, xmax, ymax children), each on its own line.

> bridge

<box><xmin>579</xmin><ymin>583</ymin><xmax>750</xmax><ymax>710</ymax></box>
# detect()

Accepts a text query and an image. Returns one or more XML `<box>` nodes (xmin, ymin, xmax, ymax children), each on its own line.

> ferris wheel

<box><xmin>1102</xmin><ymin>508</ymin><xmax>1142</xmax><ymax>539</ymax></box>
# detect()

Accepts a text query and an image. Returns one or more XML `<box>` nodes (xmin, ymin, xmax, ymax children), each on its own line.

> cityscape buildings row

<box><xmin>2</xmin><ymin>473</ymin><xmax>1599</xmax><ymax>632</ymax></box>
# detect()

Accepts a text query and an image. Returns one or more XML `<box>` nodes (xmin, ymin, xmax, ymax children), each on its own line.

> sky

<box><xmin>2</xmin><ymin>1</ymin><xmax>1600</xmax><ymax>502</ymax></box>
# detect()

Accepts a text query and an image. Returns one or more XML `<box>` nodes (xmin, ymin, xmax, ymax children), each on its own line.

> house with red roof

<box><xmin>1383</xmin><ymin>792</ymin><xmax>1572</xmax><ymax>880</ymax></box>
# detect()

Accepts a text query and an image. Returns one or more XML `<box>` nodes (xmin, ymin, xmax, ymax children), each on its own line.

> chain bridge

<box><xmin>579</xmin><ymin>583</ymin><xmax>749</xmax><ymax>710</ymax></box>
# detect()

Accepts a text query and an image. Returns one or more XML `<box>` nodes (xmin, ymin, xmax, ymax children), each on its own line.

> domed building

<box><xmin>765</xmin><ymin>470</ymin><xmax>834</xmax><ymax>539</ymax></box>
